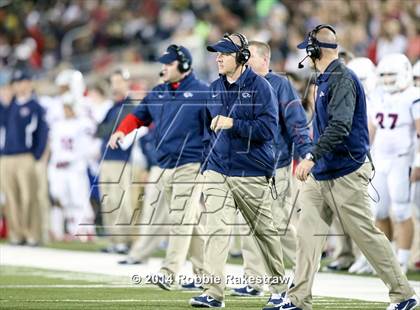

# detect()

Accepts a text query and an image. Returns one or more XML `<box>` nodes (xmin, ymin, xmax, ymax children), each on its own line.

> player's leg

<box><xmin>325</xmin><ymin>163</ymin><xmax>415</xmax><ymax>304</ymax></box>
<box><xmin>412</xmin><ymin>180</ymin><xmax>420</xmax><ymax>269</ymax></box>
<box><xmin>287</xmin><ymin>177</ymin><xmax>332</xmax><ymax>310</ymax></box>
<box><xmin>372</xmin><ymin>158</ymin><xmax>393</xmax><ymax>240</ymax></box>
<box><xmin>388</xmin><ymin>155</ymin><xmax>414</xmax><ymax>273</ymax></box>
<box><xmin>47</xmin><ymin>163</ymin><xmax>65</xmax><ymax>241</ymax></box>
<box><xmin>69</xmin><ymin>167</ymin><xmax>95</xmax><ymax>240</ymax></box>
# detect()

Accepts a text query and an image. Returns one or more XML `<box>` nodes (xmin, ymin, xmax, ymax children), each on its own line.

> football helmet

<box><xmin>347</xmin><ymin>57</ymin><xmax>377</xmax><ymax>96</ymax></box>
<box><xmin>376</xmin><ymin>53</ymin><xmax>413</xmax><ymax>93</ymax></box>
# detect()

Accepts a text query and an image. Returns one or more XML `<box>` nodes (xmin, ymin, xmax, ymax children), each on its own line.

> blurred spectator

<box><xmin>0</xmin><ymin>0</ymin><xmax>417</xmax><ymax>79</ymax></box>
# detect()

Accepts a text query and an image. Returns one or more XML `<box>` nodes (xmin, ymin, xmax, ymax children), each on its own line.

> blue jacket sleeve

<box><xmin>132</xmin><ymin>94</ymin><xmax>153</xmax><ymax>124</ymax></box>
<box><xmin>32</xmin><ymin>104</ymin><xmax>49</xmax><ymax>160</ymax></box>
<box><xmin>279</xmin><ymin>80</ymin><xmax>312</xmax><ymax>158</ymax></box>
<box><xmin>231</xmin><ymin>79</ymin><xmax>278</xmax><ymax>142</ymax></box>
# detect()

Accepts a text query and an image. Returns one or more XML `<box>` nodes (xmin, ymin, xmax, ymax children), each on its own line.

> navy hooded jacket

<box><xmin>202</xmin><ymin>67</ymin><xmax>279</xmax><ymax>177</ymax></box>
<box><xmin>3</xmin><ymin>95</ymin><xmax>48</xmax><ymax>160</ymax></box>
<box><xmin>122</xmin><ymin>73</ymin><xmax>209</xmax><ymax>169</ymax></box>
<box><xmin>265</xmin><ymin>72</ymin><xmax>312</xmax><ymax>169</ymax></box>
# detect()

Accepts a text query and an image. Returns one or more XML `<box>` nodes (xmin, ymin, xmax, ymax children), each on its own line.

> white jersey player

<box><xmin>48</xmin><ymin>95</ymin><xmax>96</xmax><ymax>241</ymax></box>
<box><xmin>369</xmin><ymin>53</ymin><xmax>420</xmax><ymax>273</ymax></box>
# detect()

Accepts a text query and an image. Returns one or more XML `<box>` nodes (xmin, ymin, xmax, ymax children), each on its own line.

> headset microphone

<box><xmin>298</xmin><ymin>54</ymin><xmax>310</xmax><ymax>69</ymax></box>
<box><xmin>159</xmin><ymin>71</ymin><xmax>164</xmax><ymax>77</ymax></box>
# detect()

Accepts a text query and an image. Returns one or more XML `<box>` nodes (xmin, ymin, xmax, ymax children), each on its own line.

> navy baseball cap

<box><xmin>207</xmin><ymin>37</ymin><xmax>240</xmax><ymax>53</ymax></box>
<box><xmin>158</xmin><ymin>45</ymin><xmax>192</xmax><ymax>64</ymax></box>
<box><xmin>11</xmin><ymin>69</ymin><xmax>32</xmax><ymax>82</ymax></box>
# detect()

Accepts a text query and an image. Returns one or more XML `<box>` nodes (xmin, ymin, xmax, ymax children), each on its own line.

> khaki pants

<box><xmin>1</xmin><ymin>154</ymin><xmax>41</xmax><ymax>243</ymax></box>
<box><xmin>289</xmin><ymin>163</ymin><xmax>415</xmax><ymax>310</ymax></box>
<box><xmin>36</xmin><ymin>160</ymin><xmax>50</xmax><ymax>244</ymax></box>
<box><xmin>128</xmin><ymin>166</ymin><xmax>169</xmax><ymax>261</ymax></box>
<box><xmin>330</xmin><ymin>215</ymin><xmax>355</xmax><ymax>266</ymax></box>
<box><xmin>241</xmin><ymin>165</ymin><xmax>297</xmax><ymax>291</ymax></box>
<box><xmin>158</xmin><ymin>162</ymin><xmax>205</xmax><ymax>278</ymax></box>
<box><xmin>202</xmin><ymin>170</ymin><xmax>287</xmax><ymax>301</ymax></box>
<box><xmin>99</xmin><ymin>160</ymin><xmax>133</xmax><ymax>245</ymax></box>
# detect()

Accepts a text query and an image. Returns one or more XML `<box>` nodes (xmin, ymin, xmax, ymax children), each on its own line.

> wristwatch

<box><xmin>305</xmin><ymin>153</ymin><xmax>314</xmax><ymax>162</ymax></box>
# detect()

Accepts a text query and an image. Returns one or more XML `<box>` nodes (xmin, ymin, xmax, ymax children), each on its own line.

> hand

<box><xmin>410</xmin><ymin>167</ymin><xmax>420</xmax><ymax>183</ymax></box>
<box><xmin>295</xmin><ymin>159</ymin><xmax>315</xmax><ymax>182</ymax></box>
<box><xmin>210</xmin><ymin>115</ymin><xmax>233</xmax><ymax>132</ymax></box>
<box><xmin>108</xmin><ymin>131</ymin><xmax>125</xmax><ymax>150</ymax></box>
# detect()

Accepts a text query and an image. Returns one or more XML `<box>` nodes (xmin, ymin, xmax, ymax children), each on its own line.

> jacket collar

<box><xmin>316</xmin><ymin>58</ymin><xmax>340</xmax><ymax>84</ymax></box>
<box><xmin>165</xmin><ymin>72</ymin><xmax>196</xmax><ymax>92</ymax></box>
<box><xmin>221</xmin><ymin>66</ymin><xmax>252</xmax><ymax>88</ymax></box>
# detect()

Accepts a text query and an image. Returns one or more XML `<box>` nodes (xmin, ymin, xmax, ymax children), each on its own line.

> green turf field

<box><xmin>42</xmin><ymin>240</ymin><xmax>420</xmax><ymax>282</ymax></box>
<box><xmin>0</xmin><ymin>266</ymin><xmax>389</xmax><ymax>309</ymax></box>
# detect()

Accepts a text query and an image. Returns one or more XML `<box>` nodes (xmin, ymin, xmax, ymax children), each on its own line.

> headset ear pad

<box><xmin>179</xmin><ymin>60</ymin><xmax>191</xmax><ymax>73</ymax></box>
<box><xmin>237</xmin><ymin>48</ymin><xmax>250</xmax><ymax>65</ymax></box>
<box><xmin>234</xmin><ymin>33</ymin><xmax>251</xmax><ymax>65</ymax></box>
<box><xmin>306</xmin><ymin>34</ymin><xmax>321</xmax><ymax>60</ymax></box>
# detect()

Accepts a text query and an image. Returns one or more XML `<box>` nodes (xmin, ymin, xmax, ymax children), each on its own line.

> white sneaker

<box><xmin>356</xmin><ymin>259</ymin><xmax>375</xmax><ymax>274</ymax></box>
<box><xmin>400</xmin><ymin>264</ymin><xmax>408</xmax><ymax>275</ymax></box>
<box><xmin>349</xmin><ymin>255</ymin><xmax>368</xmax><ymax>273</ymax></box>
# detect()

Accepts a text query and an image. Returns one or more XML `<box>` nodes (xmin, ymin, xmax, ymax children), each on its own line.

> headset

<box><xmin>168</xmin><ymin>44</ymin><xmax>191</xmax><ymax>73</ymax></box>
<box><xmin>223</xmin><ymin>33</ymin><xmax>251</xmax><ymax>65</ymax></box>
<box><xmin>305</xmin><ymin>24</ymin><xmax>337</xmax><ymax>60</ymax></box>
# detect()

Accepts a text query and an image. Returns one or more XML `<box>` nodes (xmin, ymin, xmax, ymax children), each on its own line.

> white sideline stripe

<box><xmin>1</xmin><ymin>244</ymin><xmax>419</xmax><ymax>303</ymax></box>
<box><xmin>0</xmin><ymin>284</ymin><xmax>137</xmax><ymax>288</ymax></box>
<box><xmin>0</xmin><ymin>299</ymin><xmax>384</xmax><ymax>305</ymax></box>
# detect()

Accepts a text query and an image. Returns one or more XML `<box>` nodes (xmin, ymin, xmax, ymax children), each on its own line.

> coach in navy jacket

<box><xmin>287</xmin><ymin>25</ymin><xmax>416</xmax><ymax>310</ymax></box>
<box><xmin>190</xmin><ymin>33</ymin><xmax>288</xmax><ymax>309</ymax></box>
<box><xmin>114</xmin><ymin>71</ymin><xmax>209</xmax><ymax>169</ymax></box>
<box><xmin>1</xmin><ymin>70</ymin><xmax>48</xmax><ymax>246</ymax></box>
<box><xmin>202</xmin><ymin>66</ymin><xmax>278</xmax><ymax>177</ymax></box>
<box><xmin>109</xmin><ymin>45</ymin><xmax>208</xmax><ymax>288</ymax></box>
<box><xmin>3</xmin><ymin>91</ymin><xmax>48</xmax><ymax>159</ymax></box>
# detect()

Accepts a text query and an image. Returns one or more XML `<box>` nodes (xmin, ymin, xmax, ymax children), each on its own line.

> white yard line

<box><xmin>0</xmin><ymin>244</ymin><xmax>419</xmax><ymax>303</ymax></box>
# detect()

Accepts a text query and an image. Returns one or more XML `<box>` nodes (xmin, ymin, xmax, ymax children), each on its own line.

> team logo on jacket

<box><xmin>319</xmin><ymin>91</ymin><xmax>325</xmax><ymax>97</ymax></box>
<box><xmin>19</xmin><ymin>107</ymin><xmax>30</xmax><ymax>117</ymax></box>
<box><xmin>242</xmin><ymin>92</ymin><xmax>251</xmax><ymax>98</ymax></box>
<box><xmin>183</xmin><ymin>92</ymin><xmax>193</xmax><ymax>98</ymax></box>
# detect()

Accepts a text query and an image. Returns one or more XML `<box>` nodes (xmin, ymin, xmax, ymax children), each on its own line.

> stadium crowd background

<box><xmin>0</xmin><ymin>0</ymin><xmax>419</xmax><ymax>269</ymax></box>
<box><xmin>1</xmin><ymin>0</ymin><xmax>419</xmax><ymax>85</ymax></box>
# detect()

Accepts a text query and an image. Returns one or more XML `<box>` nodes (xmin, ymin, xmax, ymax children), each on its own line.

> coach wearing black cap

<box><xmin>109</xmin><ymin>45</ymin><xmax>209</xmax><ymax>291</ymax></box>
<box><xmin>189</xmin><ymin>33</ymin><xmax>288</xmax><ymax>309</ymax></box>
<box><xmin>278</xmin><ymin>25</ymin><xmax>417</xmax><ymax>310</ymax></box>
